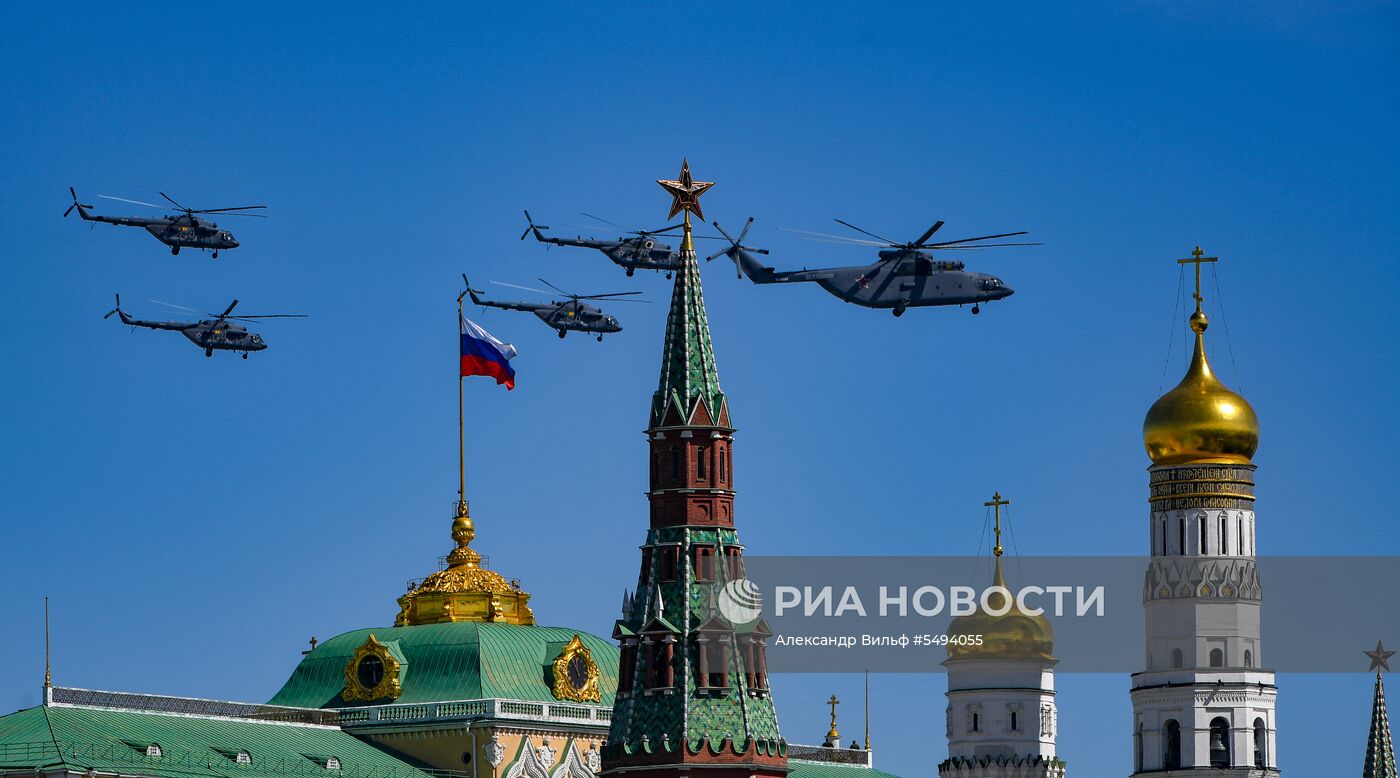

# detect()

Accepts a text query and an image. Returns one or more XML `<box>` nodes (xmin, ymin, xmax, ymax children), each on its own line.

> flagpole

<box><xmin>457</xmin><ymin>289</ymin><xmax>467</xmax><ymax>509</ymax></box>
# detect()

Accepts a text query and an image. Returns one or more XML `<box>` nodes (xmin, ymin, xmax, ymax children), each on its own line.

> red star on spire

<box><xmin>657</xmin><ymin>159</ymin><xmax>715</xmax><ymax>221</ymax></box>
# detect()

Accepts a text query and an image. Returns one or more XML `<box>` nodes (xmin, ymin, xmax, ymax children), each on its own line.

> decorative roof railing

<box><xmin>0</xmin><ymin>739</ymin><xmax>470</xmax><ymax>778</ymax></box>
<box><xmin>337</xmin><ymin>698</ymin><xmax>612</xmax><ymax>729</ymax></box>
<box><xmin>47</xmin><ymin>687</ymin><xmax>340</xmax><ymax>727</ymax></box>
<box><xmin>786</xmin><ymin>744</ymin><xmax>874</xmax><ymax>768</ymax></box>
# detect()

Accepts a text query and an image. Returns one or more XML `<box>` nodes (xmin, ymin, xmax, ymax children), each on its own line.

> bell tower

<box><xmin>1130</xmin><ymin>248</ymin><xmax>1277</xmax><ymax>776</ymax></box>
<box><xmin>601</xmin><ymin>161</ymin><xmax>786</xmax><ymax>778</ymax></box>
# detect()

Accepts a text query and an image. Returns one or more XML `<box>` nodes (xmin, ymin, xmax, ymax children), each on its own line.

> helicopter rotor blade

<box><xmin>577</xmin><ymin>291</ymin><xmax>646</xmax><ymax>300</ymax></box>
<box><xmin>146</xmin><ymin>299</ymin><xmax>203</xmax><ymax>314</ymax></box>
<box><xmin>537</xmin><ymin>278</ymin><xmax>573</xmax><ymax>298</ymax></box>
<box><xmin>190</xmin><ymin>204</ymin><xmax>267</xmax><ymax>213</ymax></box>
<box><xmin>834</xmin><ymin>219</ymin><xmax>899</xmax><ymax>246</ymax></box>
<box><xmin>160</xmin><ymin>190</ymin><xmax>190</xmax><ymax>211</ymax></box>
<box><xmin>490</xmin><ymin>281</ymin><xmax>554</xmax><ymax>296</ymax></box>
<box><xmin>211</xmin><ymin>299</ymin><xmax>240</xmax><ymax>320</ymax></box>
<box><xmin>224</xmin><ymin>314</ymin><xmax>308</xmax><ymax>320</ymax></box>
<box><xmin>580</xmin><ymin>212</ymin><xmax>627</xmax><ymax>231</ymax></box>
<box><xmin>926</xmin><ymin>230</ymin><xmax>1029</xmax><ymax>247</ymax></box>
<box><xmin>778</xmin><ymin>227</ymin><xmax>888</xmax><ymax>247</ymax></box>
<box><xmin>928</xmin><ymin>241</ymin><xmax>1043</xmax><ymax>249</ymax></box>
<box><xmin>911</xmin><ymin>220</ymin><xmax>946</xmax><ymax>247</ymax></box>
<box><xmin>98</xmin><ymin>194</ymin><xmax>167</xmax><ymax>210</ymax></box>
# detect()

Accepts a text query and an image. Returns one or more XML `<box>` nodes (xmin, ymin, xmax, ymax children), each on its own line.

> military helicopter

<box><xmin>462</xmin><ymin>274</ymin><xmax>643</xmax><ymax>341</ymax></box>
<box><xmin>521</xmin><ymin>211</ymin><xmax>721</xmax><ymax>278</ymax></box>
<box><xmin>103</xmin><ymin>295</ymin><xmax>305</xmax><ymax>358</ymax></box>
<box><xmin>65</xmin><ymin>188</ymin><xmax>265</xmax><ymax>258</ymax></box>
<box><xmin>708</xmin><ymin>217</ymin><xmax>1036</xmax><ymax>316</ymax></box>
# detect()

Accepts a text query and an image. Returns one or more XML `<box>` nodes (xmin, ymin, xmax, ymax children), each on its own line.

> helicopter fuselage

<box><xmin>723</xmin><ymin>246</ymin><xmax>1014</xmax><ymax>312</ymax></box>
<box><xmin>70</xmin><ymin>200</ymin><xmax>240</xmax><ymax>255</ymax></box>
<box><xmin>527</xmin><ymin>226</ymin><xmax>680</xmax><ymax>274</ymax></box>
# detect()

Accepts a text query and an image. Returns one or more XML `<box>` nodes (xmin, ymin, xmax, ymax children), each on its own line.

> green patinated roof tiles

<box><xmin>653</xmin><ymin>248</ymin><xmax>725</xmax><ymax>426</ymax></box>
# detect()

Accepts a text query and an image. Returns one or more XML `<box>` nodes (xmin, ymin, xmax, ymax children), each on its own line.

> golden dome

<box><xmin>1143</xmin><ymin>310</ymin><xmax>1259</xmax><ymax>465</ymax></box>
<box><xmin>946</xmin><ymin>557</ymin><xmax>1054</xmax><ymax>662</ymax></box>
<box><xmin>394</xmin><ymin>501</ymin><xmax>535</xmax><ymax>627</ymax></box>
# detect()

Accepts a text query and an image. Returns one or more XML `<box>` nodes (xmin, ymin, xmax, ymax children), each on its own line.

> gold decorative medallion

<box><xmin>551</xmin><ymin>634</ymin><xmax>601</xmax><ymax>702</ymax></box>
<box><xmin>343</xmin><ymin>634</ymin><xmax>403</xmax><ymax>702</ymax></box>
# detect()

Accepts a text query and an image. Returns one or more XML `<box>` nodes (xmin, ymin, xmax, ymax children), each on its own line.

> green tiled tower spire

<box><xmin>1366</xmin><ymin>673</ymin><xmax>1397</xmax><ymax>778</ymax></box>
<box><xmin>603</xmin><ymin>162</ymin><xmax>787</xmax><ymax>778</ymax></box>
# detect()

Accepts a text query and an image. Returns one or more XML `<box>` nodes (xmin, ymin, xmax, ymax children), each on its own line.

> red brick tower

<box><xmin>601</xmin><ymin>161</ymin><xmax>786</xmax><ymax>778</ymax></box>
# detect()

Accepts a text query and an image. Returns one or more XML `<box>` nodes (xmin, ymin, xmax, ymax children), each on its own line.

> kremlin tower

<box><xmin>940</xmin><ymin>494</ymin><xmax>1066</xmax><ymax>778</ymax></box>
<box><xmin>1129</xmin><ymin>249</ymin><xmax>1277</xmax><ymax>775</ymax></box>
<box><xmin>601</xmin><ymin>162</ymin><xmax>787</xmax><ymax>778</ymax></box>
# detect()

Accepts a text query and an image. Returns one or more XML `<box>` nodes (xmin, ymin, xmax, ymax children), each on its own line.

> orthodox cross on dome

<box><xmin>1177</xmin><ymin>245</ymin><xmax>1219</xmax><ymax>313</ymax></box>
<box><xmin>657</xmin><ymin>159</ymin><xmax>715</xmax><ymax>223</ymax></box>
<box><xmin>825</xmin><ymin>695</ymin><xmax>841</xmax><ymax>744</ymax></box>
<box><xmin>985</xmin><ymin>492</ymin><xmax>1011</xmax><ymax>558</ymax></box>
<box><xmin>1368</xmin><ymin>640</ymin><xmax>1396</xmax><ymax>673</ymax></box>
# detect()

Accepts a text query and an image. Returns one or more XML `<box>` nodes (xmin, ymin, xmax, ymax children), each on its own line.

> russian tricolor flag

<box><xmin>460</xmin><ymin>316</ymin><xmax>517</xmax><ymax>390</ymax></box>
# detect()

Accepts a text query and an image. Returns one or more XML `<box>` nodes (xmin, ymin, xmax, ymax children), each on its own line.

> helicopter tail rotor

<box><xmin>65</xmin><ymin>187</ymin><xmax>94</xmax><ymax>218</ymax></box>
<box><xmin>521</xmin><ymin>210</ymin><xmax>550</xmax><ymax>240</ymax></box>
<box><xmin>103</xmin><ymin>293</ymin><xmax>122</xmax><ymax>319</ymax></box>
<box><xmin>708</xmin><ymin>218</ymin><xmax>770</xmax><ymax>279</ymax></box>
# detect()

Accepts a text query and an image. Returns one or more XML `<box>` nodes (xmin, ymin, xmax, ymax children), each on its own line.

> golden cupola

<box><xmin>946</xmin><ymin>494</ymin><xmax>1054</xmax><ymax>662</ymax></box>
<box><xmin>394</xmin><ymin>501</ymin><xmax>535</xmax><ymax>627</ymax></box>
<box><xmin>1142</xmin><ymin>248</ymin><xmax>1259</xmax><ymax>466</ymax></box>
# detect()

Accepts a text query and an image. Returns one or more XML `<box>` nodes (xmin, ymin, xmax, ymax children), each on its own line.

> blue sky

<box><xmin>2</xmin><ymin>2</ymin><xmax>1397</xmax><ymax>776</ymax></box>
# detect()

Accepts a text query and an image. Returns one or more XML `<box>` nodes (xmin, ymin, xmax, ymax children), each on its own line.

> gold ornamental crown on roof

<box><xmin>395</xmin><ymin>500</ymin><xmax>535</xmax><ymax>627</ymax></box>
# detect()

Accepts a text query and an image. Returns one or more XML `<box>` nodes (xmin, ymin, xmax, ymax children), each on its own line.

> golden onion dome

<box><xmin>946</xmin><ymin>557</ymin><xmax>1054</xmax><ymax>662</ymax></box>
<box><xmin>1143</xmin><ymin>310</ymin><xmax>1259</xmax><ymax>465</ymax></box>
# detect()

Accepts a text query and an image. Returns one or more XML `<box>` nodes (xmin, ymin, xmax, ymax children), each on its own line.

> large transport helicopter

<box><xmin>66</xmin><ymin>188</ymin><xmax>265</xmax><ymax>258</ymax></box>
<box><xmin>462</xmin><ymin>274</ymin><xmax>642</xmax><ymax>341</ymax></box>
<box><xmin>103</xmin><ymin>295</ymin><xmax>305</xmax><ymax>358</ymax></box>
<box><xmin>521</xmin><ymin>211</ymin><xmax>722</xmax><ymax>278</ymax></box>
<box><xmin>708</xmin><ymin>217</ymin><xmax>1036</xmax><ymax>316</ymax></box>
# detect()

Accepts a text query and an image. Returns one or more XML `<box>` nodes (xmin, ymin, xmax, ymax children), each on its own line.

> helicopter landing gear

<box><xmin>596</xmin><ymin>335</ymin><xmax>603</xmax><ymax>342</ymax></box>
<box><xmin>892</xmin><ymin>303</ymin><xmax>906</xmax><ymax>318</ymax></box>
<box><xmin>665</xmin><ymin>272</ymin><xmax>672</xmax><ymax>280</ymax></box>
<box><xmin>971</xmin><ymin>304</ymin><xmax>980</xmax><ymax>315</ymax></box>
<box><xmin>204</xmin><ymin>348</ymin><xmax>213</xmax><ymax>358</ymax></box>
<box><xmin>241</xmin><ymin>352</ymin><xmax>248</xmax><ymax>359</ymax></box>
<box><xmin>557</xmin><ymin>329</ymin><xmax>567</xmax><ymax>339</ymax></box>
<box><xmin>171</xmin><ymin>245</ymin><xmax>181</xmax><ymax>256</ymax></box>
<box><xmin>626</xmin><ymin>268</ymin><xmax>635</xmax><ymax>277</ymax></box>
<box><xmin>212</xmin><ymin>250</ymin><xmax>219</xmax><ymax>259</ymax></box>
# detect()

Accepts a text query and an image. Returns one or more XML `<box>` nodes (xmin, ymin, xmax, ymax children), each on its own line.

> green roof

<box><xmin>0</xmin><ymin>704</ymin><xmax>434</xmax><ymax>778</ymax></box>
<box><xmin>652</xmin><ymin>246</ymin><xmax>725</xmax><ymax>425</ymax></box>
<box><xmin>268</xmin><ymin>622</ymin><xmax>618</xmax><ymax>709</ymax></box>
<box><xmin>788</xmin><ymin>760</ymin><xmax>901</xmax><ymax>778</ymax></box>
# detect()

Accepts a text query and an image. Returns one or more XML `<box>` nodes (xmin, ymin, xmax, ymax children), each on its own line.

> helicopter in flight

<box><xmin>521</xmin><ymin>211</ymin><xmax>722</xmax><ymax>278</ymax></box>
<box><xmin>103</xmin><ymin>295</ymin><xmax>305</xmax><ymax>358</ymax></box>
<box><xmin>708</xmin><ymin>217</ymin><xmax>1036</xmax><ymax>316</ymax></box>
<box><xmin>65</xmin><ymin>188</ymin><xmax>265</xmax><ymax>258</ymax></box>
<box><xmin>462</xmin><ymin>274</ymin><xmax>643</xmax><ymax>341</ymax></box>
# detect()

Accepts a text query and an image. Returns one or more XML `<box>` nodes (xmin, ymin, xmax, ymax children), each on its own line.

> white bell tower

<box><xmin>1131</xmin><ymin>249</ymin><xmax>1278</xmax><ymax>776</ymax></box>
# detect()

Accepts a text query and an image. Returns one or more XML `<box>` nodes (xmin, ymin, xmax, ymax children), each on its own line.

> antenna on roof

<box><xmin>44</xmin><ymin>597</ymin><xmax>52</xmax><ymax>691</ymax></box>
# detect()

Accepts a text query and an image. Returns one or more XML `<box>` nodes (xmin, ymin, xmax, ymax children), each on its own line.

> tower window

<box><xmin>1170</xmin><ymin>648</ymin><xmax>1183</xmax><ymax>669</ymax></box>
<box><xmin>670</xmin><ymin>448</ymin><xmax>680</xmax><ymax>482</ymax></box>
<box><xmin>1209</xmin><ymin>717</ymin><xmax>1230</xmax><ymax>767</ymax></box>
<box><xmin>1135</xmin><ymin>723</ymin><xmax>1143</xmax><ymax>771</ymax></box>
<box><xmin>1178</xmin><ymin>517</ymin><xmax>1185</xmax><ymax>555</ymax></box>
<box><xmin>1199</xmin><ymin>513</ymin><xmax>1207</xmax><ymax>554</ymax></box>
<box><xmin>1010</xmin><ymin>710</ymin><xmax>1018</xmax><ymax>731</ymax></box>
<box><xmin>697</xmin><ymin>445</ymin><xmax>708</xmax><ymax>480</ymax></box>
<box><xmin>718</xmin><ymin>445</ymin><xmax>727</xmax><ymax>482</ymax></box>
<box><xmin>1253</xmin><ymin>718</ymin><xmax>1267</xmax><ymax>767</ymax></box>
<box><xmin>1209</xmin><ymin>648</ymin><xmax>1224</xmax><ymax>668</ymax></box>
<box><xmin>1163</xmin><ymin>720</ymin><xmax>1181</xmax><ymax>769</ymax></box>
<box><xmin>1244</xmin><ymin>649</ymin><xmax>1253</xmax><ymax>668</ymax></box>
<box><xmin>1221</xmin><ymin>516</ymin><xmax>1228</xmax><ymax>555</ymax></box>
